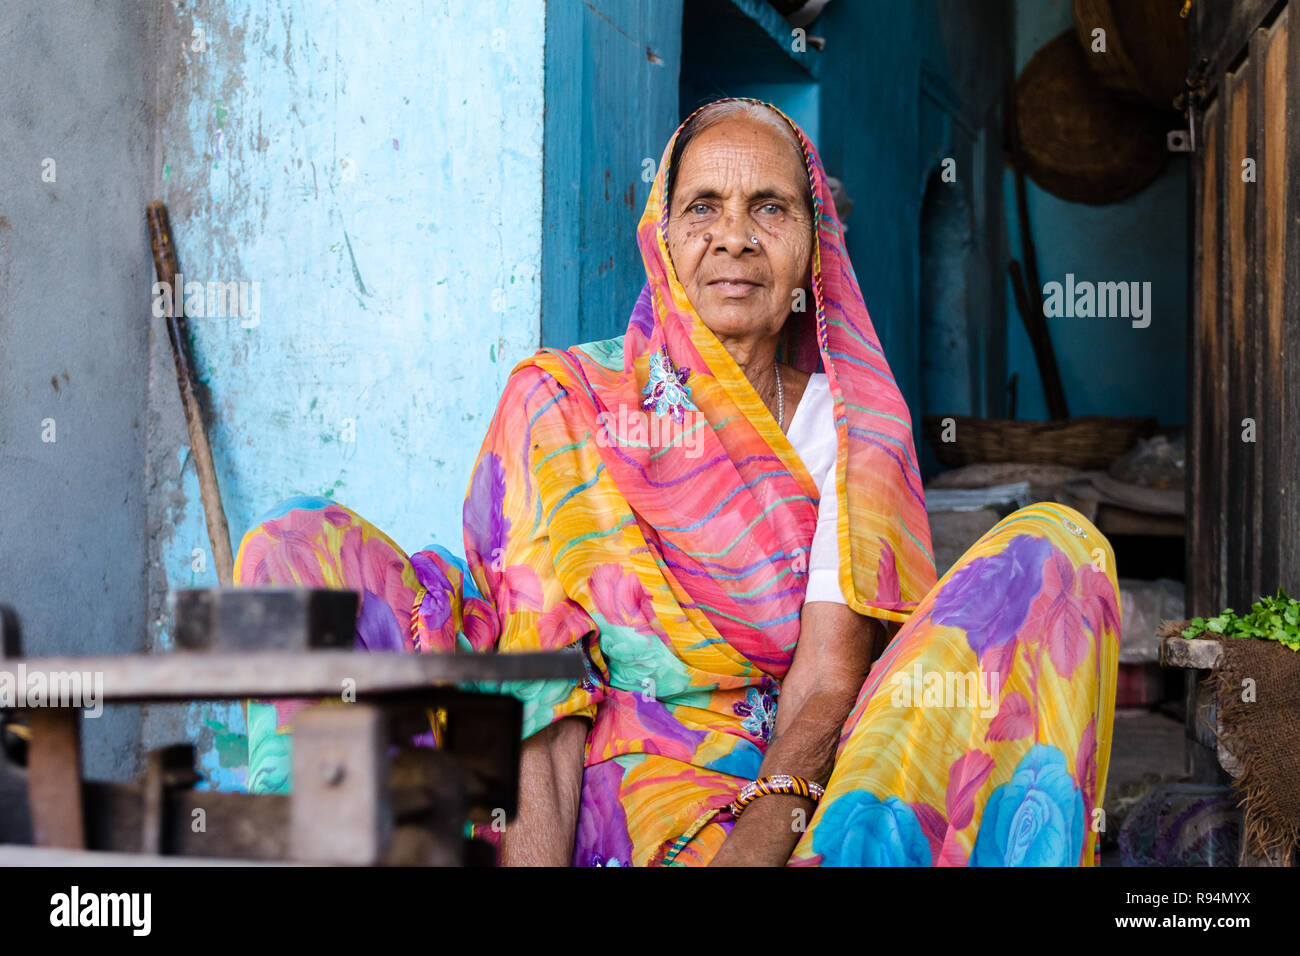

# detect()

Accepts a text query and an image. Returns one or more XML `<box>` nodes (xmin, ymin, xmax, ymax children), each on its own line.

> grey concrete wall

<box><xmin>0</xmin><ymin>0</ymin><xmax>163</xmax><ymax>780</ymax></box>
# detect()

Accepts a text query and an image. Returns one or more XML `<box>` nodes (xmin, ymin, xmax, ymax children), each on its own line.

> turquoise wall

<box><xmin>817</xmin><ymin>0</ymin><xmax>1013</xmax><ymax>438</ymax></box>
<box><xmin>1006</xmin><ymin>0</ymin><xmax>1188</xmax><ymax>424</ymax></box>
<box><xmin>141</xmin><ymin>0</ymin><xmax>547</xmax><ymax>789</ymax></box>
<box><xmin>542</xmin><ymin>0</ymin><xmax>683</xmax><ymax>348</ymax></box>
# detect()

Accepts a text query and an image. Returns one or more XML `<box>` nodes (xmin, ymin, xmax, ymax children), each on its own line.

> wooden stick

<box><xmin>1009</xmin><ymin>166</ymin><xmax>1071</xmax><ymax>421</ymax></box>
<box><xmin>1004</xmin><ymin>67</ymin><xmax>1070</xmax><ymax>421</ymax></box>
<box><xmin>146</xmin><ymin>201</ymin><xmax>235</xmax><ymax>586</ymax></box>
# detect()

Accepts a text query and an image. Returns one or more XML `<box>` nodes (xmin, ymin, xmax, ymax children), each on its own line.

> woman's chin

<box><xmin>697</xmin><ymin>305</ymin><xmax>780</xmax><ymax>341</ymax></box>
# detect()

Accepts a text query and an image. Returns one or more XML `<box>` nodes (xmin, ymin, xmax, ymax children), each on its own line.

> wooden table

<box><xmin>0</xmin><ymin>588</ymin><xmax>584</xmax><ymax>866</ymax></box>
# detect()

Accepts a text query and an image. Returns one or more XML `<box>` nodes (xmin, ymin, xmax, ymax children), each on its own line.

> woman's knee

<box><xmin>234</xmin><ymin>496</ymin><xmax>343</xmax><ymax>586</ymax></box>
<box><xmin>977</xmin><ymin>502</ymin><xmax>1111</xmax><ymax>563</ymax></box>
<box><xmin>252</xmin><ymin>495</ymin><xmax>338</xmax><ymax>527</ymax></box>
<box><xmin>930</xmin><ymin>501</ymin><xmax>1118</xmax><ymax>614</ymax></box>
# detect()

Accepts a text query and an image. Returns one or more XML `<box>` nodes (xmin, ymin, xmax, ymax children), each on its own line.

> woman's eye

<box><xmin>690</xmin><ymin>203</ymin><xmax>710</xmax><ymax>216</ymax></box>
<box><xmin>759</xmin><ymin>203</ymin><xmax>781</xmax><ymax>215</ymax></box>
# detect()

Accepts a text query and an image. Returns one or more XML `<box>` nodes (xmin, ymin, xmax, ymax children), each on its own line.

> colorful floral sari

<box><xmin>234</xmin><ymin>99</ymin><xmax>1120</xmax><ymax>866</ymax></box>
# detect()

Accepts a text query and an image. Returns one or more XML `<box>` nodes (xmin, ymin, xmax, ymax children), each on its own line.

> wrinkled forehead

<box><xmin>686</xmin><ymin>119</ymin><xmax>803</xmax><ymax>173</ymax></box>
<box><xmin>667</xmin><ymin>103</ymin><xmax>811</xmax><ymax>207</ymax></box>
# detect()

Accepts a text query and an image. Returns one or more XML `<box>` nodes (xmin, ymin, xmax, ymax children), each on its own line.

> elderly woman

<box><xmin>235</xmin><ymin>98</ymin><xmax>1120</xmax><ymax>867</ymax></box>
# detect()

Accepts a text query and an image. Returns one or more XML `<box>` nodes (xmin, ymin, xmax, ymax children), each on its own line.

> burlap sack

<box><xmin>1162</xmin><ymin>622</ymin><xmax>1300</xmax><ymax>857</ymax></box>
<box><xmin>1212</xmin><ymin>637</ymin><xmax>1300</xmax><ymax>857</ymax></box>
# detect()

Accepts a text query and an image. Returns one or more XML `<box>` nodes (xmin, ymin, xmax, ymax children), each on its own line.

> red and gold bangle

<box><xmin>727</xmin><ymin>774</ymin><xmax>825</xmax><ymax>818</ymax></box>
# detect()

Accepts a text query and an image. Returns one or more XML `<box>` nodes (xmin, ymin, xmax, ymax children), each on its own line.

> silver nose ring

<box><xmin>749</xmin><ymin>235</ymin><xmax>759</xmax><ymax>244</ymax></box>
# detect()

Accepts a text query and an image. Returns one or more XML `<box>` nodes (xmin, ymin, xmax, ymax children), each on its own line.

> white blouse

<box><xmin>784</xmin><ymin>372</ymin><xmax>846</xmax><ymax>605</ymax></box>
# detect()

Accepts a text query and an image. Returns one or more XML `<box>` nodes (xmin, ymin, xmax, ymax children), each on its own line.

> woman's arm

<box><xmin>500</xmin><ymin>715</ymin><xmax>589</xmax><ymax>866</ymax></box>
<box><xmin>709</xmin><ymin>600</ymin><xmax>887</xmax><ymax>867</ymax></box>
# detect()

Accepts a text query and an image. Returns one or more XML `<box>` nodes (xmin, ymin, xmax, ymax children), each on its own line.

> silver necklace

<box><xmin>774</xmin><ymin>360</ymin><xmax>784</xmax><ymax>430</ymax></box>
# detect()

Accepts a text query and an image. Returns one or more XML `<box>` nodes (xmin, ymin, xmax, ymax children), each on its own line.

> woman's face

<box><xmin>665</xmin><ymin>115</ymin><xmax>813</xmax><ymax>350</ymax></box>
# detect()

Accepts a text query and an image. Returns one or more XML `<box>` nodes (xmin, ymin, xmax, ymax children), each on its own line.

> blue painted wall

<box><xmin>138</xmin><ymin>0</ymin><xmax>548</xmax><ymax>788</ymax></box>
<box><xmin>1006</xmin><ymin>0</ymin><xmax>1188</xmax><ymax>424</ymax></box>
<box><xmin>816</xmin><ymin>0</ymin><xmax>1013</xmax><ymax>440</ymax></box>
<box><xmin>542</xmin><ymin>0</ymin><xmax>683</xmax><ymax>348</ymax></box>
<box><xmin>680</xmin><ymin>0</ymin><xmax>822</xmax><ymax>145</ymax></box>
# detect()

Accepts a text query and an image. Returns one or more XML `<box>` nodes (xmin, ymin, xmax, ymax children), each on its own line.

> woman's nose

<box><xmin>710</xmin><ymin>213</ymin><xmax>758</xmax><ymax>254</ymax></box>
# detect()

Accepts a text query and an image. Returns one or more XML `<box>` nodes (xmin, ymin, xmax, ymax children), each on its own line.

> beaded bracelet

<box><xmin>727</xmin><ymin>774</ymin><xmax>825</xmax><ymax>818</ymax></box>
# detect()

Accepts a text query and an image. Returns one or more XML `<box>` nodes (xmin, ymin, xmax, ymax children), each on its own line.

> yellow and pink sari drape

<box><xmin>234</xmin><ymin>99</ymin><xmax>1120</xmax><ymax>866</ymax></box>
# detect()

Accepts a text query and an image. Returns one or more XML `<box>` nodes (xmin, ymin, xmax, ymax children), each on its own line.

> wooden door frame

<box><xmin>1187</xmin><ymin>0</ymin><xmax>1300</xmax><ymax>614</ymax></box>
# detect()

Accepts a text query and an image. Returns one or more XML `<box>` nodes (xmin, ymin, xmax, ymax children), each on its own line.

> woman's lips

<box><xmin>707</xmin><ymin>279</ymin><xmax>760</xmax><ymax>297</ymax></box>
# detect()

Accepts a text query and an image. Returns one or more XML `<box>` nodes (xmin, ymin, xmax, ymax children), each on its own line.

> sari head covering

<box><xmin>411</xmin><ymin>98</ymin><xmax>936</xmax><ymax>781</ymax></box>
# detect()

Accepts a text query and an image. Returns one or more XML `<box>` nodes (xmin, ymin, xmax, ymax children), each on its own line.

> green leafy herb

<box><xmin>1180</xmin><ymin>588</ymin><xmax>1300</xmax><ymax>651</ymax></box>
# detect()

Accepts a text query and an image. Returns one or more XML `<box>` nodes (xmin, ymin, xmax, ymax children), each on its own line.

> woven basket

<box><xmin>1015</xmin><ymin>31</ymin><xmax>1168</xmax><ymax>205</ymax></box>
<box><xmin>922</xmin><ymin>415</ymin><xmax>1158</xmax><ymax>470</ymax></box>
<box><xmin>1071</xmin><ymin>0</ymin><xmax>1190</xmax><ymax>109</ymax></box>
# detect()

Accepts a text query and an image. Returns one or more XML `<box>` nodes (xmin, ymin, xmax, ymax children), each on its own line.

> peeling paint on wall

<box><xmin>142</xmin><ymin>0</ymin><xmax>546</xmax><ymax>790</ymax></box>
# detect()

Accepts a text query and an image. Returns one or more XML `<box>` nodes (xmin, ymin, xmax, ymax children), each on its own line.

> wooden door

<box><xmin>1188</xmin><ymin>0</ymin><xmax>1300</xmax><ymax>615</ymax></box>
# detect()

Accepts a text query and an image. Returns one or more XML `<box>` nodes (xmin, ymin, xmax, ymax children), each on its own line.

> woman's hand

<box><xmin>500</xmin><ymin>715</ymin><xmax>589</xmax><ymax>866</ymax></box>
<box><xmin>709</xmin><ymin>601</ymin><xmax>886</xmax><ymax>866</ymax></box>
